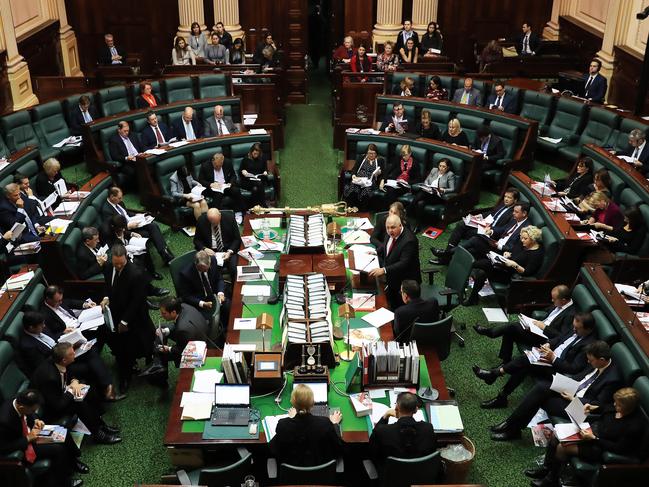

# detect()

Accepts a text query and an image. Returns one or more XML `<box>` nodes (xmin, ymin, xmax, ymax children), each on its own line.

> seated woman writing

<box><xmin>343</xmin><ymin>143</ymin><xmax>384</xmax><ymax>211</ymax></box>
<box><xmin>581</xmin><ymin>191</ymin><xmax>624</xmax><ymax>233</ymax></box>
<box><xmin>411</xmin><ymin>158</ymin><xmax>456</xmax><ymax>223</ymax></box>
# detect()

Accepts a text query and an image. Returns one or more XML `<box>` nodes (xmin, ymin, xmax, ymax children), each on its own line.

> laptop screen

<box><xmin>214</xmin><ymin>384</ymin><xmax>250</xmax><ymax>406</ymax></box>
<box><xmin>294</xmin><ymin>382</ymin><xmax>328</xmax><ymax>404</ymax></box>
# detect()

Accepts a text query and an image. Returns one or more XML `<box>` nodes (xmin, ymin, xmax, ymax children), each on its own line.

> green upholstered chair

<box><xmin>421</xmin><ymin>245</ymin><xmax>474</xmax><ymax>312</ymax></box>
<box><xmin>572</xmin><ymin>283</ymin><xmax>598</xmax><ymax>312</ymax></box>
<box><xmin>617</xmin><ymin>187</ymin><xmax>643</xmax><ymax>211</ymax></box>
<box><xmin>169</xmin><ymin>251</ymin><xmax>197</xmax><ymax>297</ymax></box>
<box><xmin>417</xmin><ymin>153</ymin><xmax>464</xmax><ymax>224</ymax></box>
<box><xmin>74</xmin><ymin>206</ymin><xmax>101</xmax><ymax>230</ymax></box>
<box><xmin>457</xmin><ymin>78</ymin><xmax>490</xmax><ymax>106</ymax></box>
<box><xmin>384</xmin><ymin>103</ymin><xmax>416</xmax><ymax>123</ymax></box>
<box><xmin>197</xmin><ymin>74</ymin><xmax>230</xmax><ymax>98</ymax></box>
<box><xmin>591</xmin><ymin>310</ymin><xmax>618</xmax><ymax>344</ymax></box>
<box><xmin>410</xmin><ymin>316</ymin><xmax>453</xmax><ymax>360</ymax></box>
<box><xmin>519</xmin><ymin>91</ymin><xmax>555</xmax><ymax>132</ymax></box>
<box><xmin>176</xmin><ymin>447</ymin><xmax>253</xmax><ymax>486</ymax></box>
<box><xmin>455</xmin><ymin>112</ymin><xmax>485</xmax><ymax>142</ymax></box>
<box><xmin>229</xmin><ymin>142</ymin><xmax>276</xmax><ymax>204</ymax></box>
<box><xmin>155</xmin><ymin>155</ymin><xmax>194</xmax><ymax>227</ymax></box>
<box><xmin>3</xmin><ymin>311</ymin><xmax>24</xmax><ymax>348</ymax></box>
<box><xmin>97</xmin><ymin>86</ymin><xmax>131</xmax><ymax>116</ymax></box>
<box><xmin>394</xmin><ymin>143</ymin><xmax>428</xmax><ymax>207</ymax></box>
<box><xmin>21</xmin><ymin>284</ymin><xmax>45</xmax><ymax>313</ymax></box>
<box><xmin>428</xmin><ymin>74</ymin><xmax>456</xmax><ymax>95</ymax></box>
<box><xmin>426</xmin><ymin>108</ymin><xmax>451</xmax><ymax>133</ymax></box>
<box><xmin>267</xmin><ymin>458</ymin><xmax>341</xmax><ymax>485</ymax></box>
<box><xmin>483</xmin><ymin>121</ymin><xmax>520</xmax><ymax>187</ymax></box>
<box><xmin>363</xmin><ymin>451</ymin><xmax>442</xmax><ymax>487</ymax></box>
<box><xmin>31</xmin><ymin>101</ymin><xmax>81</xmax><ymax>159</ymax></box>
<box><xmin>537</xmin><ymin>97</ymin><xmax>587</xmax><ymax>153</ymax></box>
<box><xmin>611</xmin><ymin>342</ymin><xmax>642</xmax><ymax>385</ymax></box>
<box><xmin>0</xmin><ymin>340</ymin><xmax>30</xmax><ymax>403</ymax></box>
<box><xmin>388</xmin><ymin>72</ymin><xmax>422</xmax><ymax>95</ymax></box>
<box><xmin>63</xmin><ymin>92</ymin><xmax>98</xmax><ymax>121</ymax></box>
<box><xmin>354</xmin><ymin>140</ymin><xmax>389</xmax><ymax>160</ymax></box>
<box><xmin>606</xmin><ymin>118</ymin><xmax>649</xmax><ymax>153</ymax></box>
<box><xmin>0</xmin><ymin>133</ymin><xmax>10</xmax><ymax>158</ymax></box>
<box><xmin>558</xmin><ymin>107</ymin><xmax>620</xmax><ymax>162</ymax></box>
<box><xmin>0</xmin><ymin>110</ymin><xmax>59</xmax><ymax>160</ymax></box>
<box><xmin>131</xmin><ymin>81</ymin><xmax>163</xmax><ymax>105</ymax></box>
<box><xmin>164</xmin><ymin>77</ymin><xmax>195</xmax><ymax>103</ymax></box>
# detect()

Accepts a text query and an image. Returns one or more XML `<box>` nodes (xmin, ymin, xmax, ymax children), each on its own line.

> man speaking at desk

<box><xmin>369</xmin><ymin>214</ymin><xmax>421</xmax><ymax>310</ymax></box>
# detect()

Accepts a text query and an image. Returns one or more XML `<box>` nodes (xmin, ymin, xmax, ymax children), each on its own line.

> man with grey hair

<box><xmin>203</xmin><ymin>105</ymin><xmax>237</xmax><ymax>137</ymax></box>
<box><xmin>369</xmin><ymin>214</ymin><xmax>421</xmax><ymax>309</ymax></box>
<box><xmin>177</xmin><ymin>249</ymin><xmax>228</xmax><ymax>324</ymax></box>
<box><xmin>76</xmin><ymin>226</ymin><xmax>107</xmax><ymax>279</ymax></box>
<box><xmin>619</xmin><ymin>128</ymin><xmax>648</xmax><ymax>174</ymax></box>
<box><xmin>197</xmin><ymin>152</ymin><xmax>244</xmax><ymax>222</ymax></box>
<box><xmin>0</xmin><ymin>183</ymin><xmax>43</xmax><ymax>243</ymax></box>
<box><xmin>172</xmin><ymin>106</ymin><xmax>202</xmax><ymax>141</ymax></box>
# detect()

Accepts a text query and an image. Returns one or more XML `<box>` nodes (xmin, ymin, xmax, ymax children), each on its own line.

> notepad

<box><xmin>361</xmin><ymin>307</ymin><xmax>394</xmax><ymax>328</ymax></box>
<box><xmin>482</xmin><ymin>307</ymin><xmax>508</xmax><ymax>322</ymax></box>
<box><xmin>191</xmin><ymin>369</ymin><xmax>223</xmax><ymax>394</ymax></box>
<box><xmin>427</xmin><ymin>403</ymin><xmax>464</xmax><ymax>433</ymax></box>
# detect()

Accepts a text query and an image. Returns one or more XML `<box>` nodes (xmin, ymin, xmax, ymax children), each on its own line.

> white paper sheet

<box><xmin>361</xmin><ymin>307</ymin><xmax>395</xmax><ymax>328</ymax></box>
<box><xmin>233</xmin><ymin>318</ymin><xmax>257</xmax><ymax>330</ymax></box>
<box><xmin>550</xmin><ymin>373</ymin><xmax>581</xmax><ymax>396</ymax></box>
<box><xmin>191</xmin><ymin>369</ymin><xmax>224</xmax><ymax>393</ymax></box>
<box><xmin>482</xmin><ymin>308</ymin><xmax>508</xmax><ymax>322</ymax></box>
<box><xmin>241</xmin><ymin>285</ymin><xmax>271</xmax><ymax>297</ymax></box>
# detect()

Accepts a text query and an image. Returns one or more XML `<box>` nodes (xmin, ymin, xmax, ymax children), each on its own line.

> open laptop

<box><xmin>294</xmin><ymin>382</ymin><xmax>329</xmax><ymax>417</ymax></box>
<box><xmin>210</xmin><ymin>384</ymin><xmax>251</xmax><ymax>426</ymax></box>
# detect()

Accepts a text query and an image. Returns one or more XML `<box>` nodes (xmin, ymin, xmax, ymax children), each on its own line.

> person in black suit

<box><xmin>461</xmin><ymin>202</ymin><xmax>530</xmax><ymax>260</ymax></box>
<box><xmin>371</xmin><ymin>202</ymin><xmax>407</xmax><ymax>251</ymax></box>
<box><xmin>490</xmin><ymin>341</ymin><xmax>623</xmax><ymax>442</ymax></box>
<box><xmin>381</xmin><ymin>145</ymin><xmax>422</xmax><ymax>206</ymax></box>
<box><xmin>270</xmin><ymin>383</ymin><xmax>343</xmax><ymax>467</ymax></box>
<box><xmin>108</xmin><ymin>121</ymin><xmax>143</xmax><ymax>188</ymax></box>
<box><xmin>0</xmin><ymin>389</ymin><xmax>86</xmax><ymax>487</ymax></box>
<box><xmin>193</xmin><ymin>208</ymin><xmax>242</xmax><ymax>279</ymax></box>
<box><xmin>473</xmin><ymin>312</ymin><xmax>598</xmax><ymax>411</ymax></box>
<box><xmin>582</xmin><ymin>59</ymin><xmax>607</xmax><ymax>103</ymax></box>
<box><xmin>101</xmin><ymin>186</ymin><xmax>174</xmax><ymax>264</ymax></box>
<box><xmin>34</xmin><ymin>158</ymin><xmax>72</xmax><ymax>206</ymax></box>
<box><xmin>526</xmin><ymin>386</ymin><xmax>646</xmax><ymax>486</ymax></box>
<box><xmin>75</xmin><ymin>227</ymin><xmax>107</xmax><ymax>279</ymax></box>
<box><xmin>431</xmin><ymin>188</ymin><xmax>520</xmax><ymax>264</ymax></box>
<box><xmin>369</xmin><ymin>214</ymin><xmax>421</xmax><ymax>309</ymax></box>
<box><xmin>69</xmin><ymin>95</ymin><xmax>99</xmax><ymax>136</ymax></box>
<box><xmin>379</xmin><ymin>103</ymin><xmax>412</xmax><ymax>134</ymax></box>
<box><xmin>0</xmin><ymin>183</ymin><xmax>43</xmax><ymax>243</ymax></box>
<box><xmin>486</xmin><ymin>82</ymin><xmax>517</xmax><ymax>114</ymax></box>
<box><xmin>620</xmin><ymin>128</ymin><xmax>649</xmax><ymax>175</ymax></box>
<box><xmin>197</xmin><ymin>152</ymin><xmax>244</xmax><ymax>219</ymax></box>
<box><xmin>472</xmin><ymin>124</ymin><xmax>506</xmax><ymax>166</ymax></box>
<box><xmin>177</xmin><ymin>250</ymin><xmax>228</xmax><ymax>326</ymax></box>
<box><xmin>516</xmin><ymin>22</ymin><xmax>541</xmax><ymax>56</ymax></box>
<box><xmin>31</xmin><ymin>343</ymin><xmax>121</xmax><ymax>444</ymax></box>
<box><xmin>369</xmin><ymin>392</ymin><xmax>437</xmax><ymax>470</ymax></box>
<box><xmin>343</xmin><ymin>144</ymin><xmax>386</xmax><ymax>212</ymax></box>
<box><xmin>139</xmin><ymin>112</ymin><xmax>173</xmax><ymax>150</ymax></box>
<box><xmin>171</xmin><ymin>107</ymin><xmax>202</xmax><ymax>141</ymax></box>
<box><xmin>554</xmin><ymin>157</ymin><xmax>595</xmax><ymax>200</ymax></box>
<box><xmin>394</xmin><ymin>20</ymin><xmax>420</xmax><ymax>52</ymax></box>
<box><xmin>393</xmin><ymin>280</ymin><xmax>439</xmax><ymax>342</ymax></box>
<box><xmin>97</xmin><ymin>33</ymin><xmax>125</xmax><ymax>65</ymax></box>
<box><xmin>239</xmin><ymin>142</ymin><xmax>271</xmax><ymax>209</ymax></box>
<box><xmin>103</xmin><ymin>244</ymin><xmax>155</xmax><ymax>392</ymax></box>
<box><xmin>474</xmin><ymin>285</ymin><xmax>576</xmax><ymax>369</ymax></box>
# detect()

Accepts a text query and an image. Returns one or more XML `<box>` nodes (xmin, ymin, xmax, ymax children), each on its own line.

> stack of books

<box><xmin>286</xmin><ymin>214</ymin><xmax>325</xmax><ymax>249</ymax></box>
<box><xmin>179</xmin><ymin>341</ymin><xmax>207</xmax><ymax>368</ymax></box>
<box><xmin>282</xmin><ymin>274</ymin><xmax>333</xmax><ymax>345</ymax></box>
<box><xmin>221</xmin><ymin>343</ymin><xmax>249</xmax><ymax>384</ymax></box>
<box><xmin>360</xmin><ymin>341</ymin><xmax>420</xmax><ymax>386</ymax></box>
<box><xmin>2</xmin><ymin>270</ymin><xmax>35</xmax><ymax>291</ymax></box>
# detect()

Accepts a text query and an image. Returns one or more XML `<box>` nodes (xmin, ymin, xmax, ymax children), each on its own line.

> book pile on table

<box><xmin>286</xmin><ymin>214</ymin><xmax>325</xmax><ymax>250</ymax></box>
<box><xmin>179</xmin><ymin>341</ymin><xmax>207</xmax><ymax>368</ymax></box>
<box><xmin>360</xmin><ymin>341</ymin><xmax>420</xmax><ymax>386</ymax></box>
<box><xmin>221</xmin><ymin>343</ymin><xmax>250</xmax><ymax>384</ymax></box>
<box><xmin>281</xmin><ymin>274</ymin><xmax>333</xmax><ymax>345</ymax></box>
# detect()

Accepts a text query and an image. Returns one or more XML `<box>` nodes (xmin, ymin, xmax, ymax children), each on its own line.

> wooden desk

<box><xmin>0</xmin><ymin>265</ymin><xmax>39</xmax><ymax>323</ymax></box>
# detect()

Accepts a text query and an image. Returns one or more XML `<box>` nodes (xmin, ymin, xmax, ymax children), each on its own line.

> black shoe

<box><xmin>94</xmin><ymin>429</ymin><xmax>122</xmax><ymax>445</ymax></box>
<box><xmin>473</xmin><ymin>324</ymin><xmax>492</xmax><ymax>337</ymax></box>
<box><xmin>146</xmin><ymin>299</ymin><xmax>160</xmax><ymax>310</ymax></box>
<box><xmin>70</xmin><ymin>480</ymin><xmax>84</xmax><ymax>487</ymax></box>
<box><xmin>161</xmin><ymin>248</ymin><xmax>175</xmax><ymax>265</ymax></box>
<box><xmin>525</xmin><ymin>467</ymin><xmax>549</xmax><ymax>479</ymax></box>
<box><xmin>428</xmin><ymin>256</ymin><xmax>450</xmax><ymax>265</ymax></box>
<box><xmin>490</xmin><ymin>420</ymin><xmax>511</xmax><ymax>432</ymax></box>
<box><xmin>472</xmin><ymin>365</ymin><xmax>499</xmax><ymax>385</ymax></box>
<box><xmin>152</xmin><ymin>272</ymin><xmax>163</xmax><ymax>280</ymax></box>
<box><xmin>481</xmin><ymin>395</ymin><xmax>508</xmax><ymax>409</ymax></box>
<box><xmin>74</xmin><ymin>460</ymin><xmax>90</xmax><ymax>474</ymax></box>
<box><xmin>490</xmin><ymin>428</ymin><xmax>521</xmax><ymax>441</ymax></box>
<box><xmin>431</xmin><ymin>248</ymin><xmax>449</xmax><ymax>257</ymax></box>
<box><xmin>150</xmin><ymin>287</ymin><xmax>170</xmax><ymax>297</ymax></box>
<box><xmin>101</xmin><ymin>424</ymin><xmax>120</xmax><ymax>435</ymax></box>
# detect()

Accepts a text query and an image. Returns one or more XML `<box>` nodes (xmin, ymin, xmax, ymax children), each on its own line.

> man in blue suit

<box><xmin>140</xmin><ymin>112</ymin><xmax>173</xmax><ymax>150</ymax></box>
<box><xmin>487</xmin><ymin>82</ymin><xmax>517</xmax><ymax>114</ymax></box>
<box><xmin>582</xmin><ymin>59</ymin><xmax>607</xmax><ymax>104</ymax></box>
<box><xmin>171</xmin><ymin>107</ymin><xmax>203</xmax><ymax>141</ymax></box>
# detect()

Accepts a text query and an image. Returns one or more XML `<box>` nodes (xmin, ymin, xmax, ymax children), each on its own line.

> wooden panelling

<box><xmin>610</xmin><ymin>45</ymin><xmax>649</xmax><ymax>114</ymax></box>
<box><xmin>437</xmin><ymin>0</ymin><xmax>553</xmax><ymax>69</ymax></box>
<box><xmin>64</xmin><ymin>0</ymin><xmax>180</xmax><ymax>74</ymax></box>
<box><xmin>18</xmin><ymin>20</ymin><xmax>62</xmax><ymax>77</ymax></box>
<box><xmin>0</xmin><ymin>52</ymin><xmax>11</xmax><ymax>116</ymax></box>
<box><xmin>558</xmin><ymin>16</ymin><xmax>603</xmax><ymax>68</ymax></box>
<box><xmin>343</xmin><ymin>0</ymin><xmax>374</xmax><ymax>40</ymax></box>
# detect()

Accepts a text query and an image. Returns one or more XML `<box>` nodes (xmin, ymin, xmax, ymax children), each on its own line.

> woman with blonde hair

<box><xmin>269</xmin><ymin>384</ymin><xmax>343</xmax><ymax>467</ymax></box>
<box><xmin>381</xmin><ymin>144</ymin><xmax>421</xmax><ymax>205</ymax></box>
<box><xmin>441</xmin><ymin>118</ymin><xmax>470</xmax><ymax>148</ymax></box>
<box><xmin>376</xmin><ymin>41</ymin><xmax>399</xmax><ymax>72</ymax></box>
<box><xmin>34</xmin><ymin>157</ymin><xmax>71</xmax><ymax>204</ymax></box>
<box><xmin>394</xmin><ymin>76</ymin><xmax>416</xmax><ymax>97</ymax></box>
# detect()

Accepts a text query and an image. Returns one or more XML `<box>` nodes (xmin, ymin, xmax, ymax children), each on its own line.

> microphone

<box><xmin>247</xmin><ymin>252</ymin><xmax>280</xmax><ymax>305</ymax></box>
<box><xmin>334</xmin><ymin>250</ymin><xmax>378</xmax><ymax>304</ymax></box>
<box><xmin>393</xmin><ymin>315</ymin><xmax>420</xmax><ymax>344</ymax></box>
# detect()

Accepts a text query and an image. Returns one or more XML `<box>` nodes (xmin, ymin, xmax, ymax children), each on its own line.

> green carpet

<box><xmin>58</xmin><ymin>65</ymin><xmax>569</xmax><ymax>486</ymax></box>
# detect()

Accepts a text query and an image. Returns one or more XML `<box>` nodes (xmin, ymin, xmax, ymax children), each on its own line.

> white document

<box><xmin>519</xmin><ymin>314</ymin><xmax>546</xmax><ymax>337</ymax></box>
<box><xmin>262</xmin><ymin>414</ymin><xmax>289</xmax><ymax>442</ymax></box>
<box><xmin>617</xmin><ymin>155</ymin><xmax>635</xmax><ymax>163</ymax></box>
<box><xmin>168</xmin><ymin>140</ymin><xmax>189</xmax><ymax>148</ymax></box>
<box><xmin>191</xmin><ymin>369</ymin><xmax>224</xmax><ymax>394</ymax></box>
<box><xmin>370</xmin><ymin>402</ymin><xmax>424</xmax><ymax>426</ymax></box>
<box><xmin>565</xmin><ymin>397</ymin><xmax>587</xmax><ymax>425</ymax></box>
<box><xmin>145</xmin><ymin>148</ymin><xmax>167</xmax><ymax>155</ymax></box>
<box><xmin>368</xmin><ymin>388</ymin><xmax>387</xmax><ymax>399</ymax></box>
<box><xmin>181</xmin><ymin>403</ymin><xmax>212</xmax><ymax>420</ymax></box>
<box><xmin>550</xmin><ymin>373</ymin><xmax>581</xmax><ymax>396</ymax></box>
<box><xmin>555</xmin><ymin>422</ymin><xmax>589</xmax><ymax>441</ymax></box>
<box><xmin>233</xmin><ymin>318</ymin><xmax>257</xmax><ymax>330</ymax></box>
<box><xmin>361</xmin><ymin>307</ymin><xmax>395</xmax><ymax>328</ymax></box>
<box><xmin>482</xmin><ymin>307</ymin><xmax>508</xmax><ymax>322</ymax></box>
<box><xmin>615</xmin><ymin>283</ymin><xmax>644</xmax><ymax>303</ymax></box>
<box><xmin>58</xmin><ymin>329</ymin><xmax>86</xmax><ymax>345</ymax></box>
<box><xmin>342</xmin><ymin>229</ymin><xmax>371</xmax><ymax>244</ymax></box>
<box><xmin>47</xmin><ymin>218</ymin><xmax>73</xmax><ymax>234</ymax></box>
<box><xmin>53</xmin><ymin>179</ymin><xmax>67</xmax><ymax>196</ymax></box>
<box><xmin>74</xmin><ymin>339</ymin><xmax>97</xmax><ymax>358</ymax></box>
<box><xmin>524</xmin><ymin>347</ymin><xmax>553</xmax><ymax>367</ymax></box>
<box><xmin>352</xmin><ymin>251</ymin><xmax>379</xmax><ymax>272</ymax></box>
<box><xmin>128</xmin><ymin>213</ymin><xmax>155</xmax><ymax>228</ymax></box>
<box><xmin>258</xmin><ymin>240</ymin><xmax>284</xmax><ymax>252</ymax></box>
<box><xmin>248</xmin><ymin>128</ymin><xmax>267</xmax><ymax>135</ymax></box>
<box><xmin>241</xmin><ymin>284</ymin><xmax>271</xmax><ymax>297</ymax></box>
<box><xmin>180</xmin><ymin>391</ymin><xmax>213</xmax><ymax>408</ymax></box>
<box><xmin>250</xmin><ymin>218</ymin><xmax>281</xmax><ymax>230</ymax></box>
<box><xmin>53</xmin><ymin>201</ymin><xmax>80</xmax><ymax>216</ymax></box>
<box><xmin>229</xmin><ymin>343</ymin><xmax>257</xmax><ymax>352</ymax></box>
<box><xmin>9</xmin><ymin>222</ymin><xmax>25</xmax><ymax>241</ymax></box>
<box><xmin>78</xmin><ymin>306</ymin><xmax>105</xmax><ymax>331</ymax></box>
<box><xmin>256</xmin><ymin>259</ymin><xmax>277</xmax><ymax>270</ymax></box>
<box><xmin>38</xmin><ymin>192</ymin><xmax>58</xmax><ymax>213</ymax></box>
<box><xmin>539</xmin><ymin>136</ymin><xmax>563</xmax><ymax>144</ymax></box>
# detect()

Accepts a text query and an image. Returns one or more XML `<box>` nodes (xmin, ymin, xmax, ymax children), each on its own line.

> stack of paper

<box><xmin>47</xmin><ymin>218</ymin><xmax>73</xmax><ymax>234</ymax></box>
<box><xmin>128</xmin><ymin>213</ymin><xmax>155</xmax><ymax>228</ymax></box>
<box><xmin>180</xmin><ymin>341</ymin><xmax>207</xmax><ymax>368</ymax></box>
<box><xmin>427</xmin><ymin>402</ymin><xmax>464</xmax><ymax>433</ymax></box>
<box><xmin>53</xmin><ymin>201</ymin><xmax>81</xmax><ymax>216</ymax></box>
<box><xmin>126</xmin><ymin>237</ymin><xmax>149</xmax><ymax>256</ymax></box>
<box><xmin>11</xmin><ymin>241</ymin><xmax>41</xmax><ymax>256</ymax></box>
<box><xmin>3</xmin><ymin>270</ymin><xmax>35</xmax><ymax>290</ymax></box>
<box><xmin>180</xmin><ymin>392</ymin><xmax>213</xmax><ymax>420</ymax></box>
<box><xmin>361</xmin><ymin>308</ymin><xmax>394</xmax><ymax>328</ymax></box>
<box><xmin>78</xmin><ymin>306</ymin><xmax>105</xmax><ymax>331</ymax></box>
<box><xmin>191</xmin><ymin>369</ymin><xmax>224</xmax><ymax>393</ymax></box>
<box><xmin>519</xmin><ymin>314</ymin><xmax>546</xmax><ymax>337</ymax></box>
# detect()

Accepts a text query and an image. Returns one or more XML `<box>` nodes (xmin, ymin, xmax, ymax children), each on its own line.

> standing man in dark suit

<box><xmin>461</xmin><ymin>202</ymin><xmax>530</xmax><ymax>260</ymax></box>
<box><xmin>431</xmin><ymin>188</ymin><xmax>519</xmax><ymax>264</ymax></box>
<box><xmin>369</xmin><ymin>215</ymin><xmax>421</xmax><ymax>309</ymax></box>
<box><xmin>487</xmin><ymin>82</ymin><xmax>517</xmax><ymax>114</ymax></box>
<box><xmin>473</xmin><ymin>312</ymin><xmax>598</xmax><ymax>411</ymax></box>
<box><xmin>177</xmin><ymin>250</ymin><xmax>228</xmax><ymax>326</ymax></box>
<box><xmin>490</xmin><ymin>341</ymin><xmax>622</xmax><ymax>441</ymax></box>
<box><xmin>193</xmin><ymin>208</ymin><xmax>242</xmax><ymax>279</ymax></box>
<box><xmin>103</xmin><ymin>244</ymin><xmax>155</xmax><ymax>392</ymax></box>
<box><xmin>369</xmin><ymin>392</ymin><xmax>437</xmax><ymax>470</ymax></box>
<box><xmin>31</xmin><ymin>343</ymin><xmax>121</xmax><ymax>444</ymax></box>
<box><xmin>203</xmin><ymin>105</ymin><xmax>238</xmax><ymax>137</ymax></box>
<box><xmin>101</xmin><ymin>186</ymin><xmax>174</xmax><ymax>264</ymax></box>
<box><xmin>472</xmin><ymin>124</ymin><xmax>506</xmax><ymax>165</ymax></box>
<box><xmin>393</xmin><ymin>280</ymin><xmax>439</xmax><ymax>342</ymax></box>
<box><xmin>474</xmin><ymin>284</ymin><xmax>575</xmax><ymax>366</ymax></box>
<box><xmin>75</xmin><ymin>227</ymin><xmax>107</xmax><ymax>279</ymax></box>
<box><xmin>171</xmin><ymin>107</ymin><xmax>202</xmax><ymax>141</ymax></box>
<box><xmin>97</xmin><ymin>33</ymin><xmax>126</xmax><ymax>65</ymax></box>
<box><xmin>69</xmin><ymin>95</ymin><xmax>99</xmax><ymax>136</ymax></box>
<box><xmin>0</xmin><ymin>389</ymin><xmax>86</xmax><ymax>487</ymax></box>
<box><xmin>583</xmin><ymin>58</ymin><xmax>607</xmax><ymax>103</ymax></box>
<box><xmin>394</xmin><ymin>20</ymin><xmax>420</xmax><ymax>53</ymax></box>
<box><xmin>620</xmin><ymin>128</ymin><xmax>649</xmax><ymax>175</ymax></box>
<box><xmin>108</xmin><ymin>121</ymin><xmax>143</xmax><ymax>188</ymax></box>
<box><xmin>516</xmin><ymin>22</ymin><xmax>540</xmax><ymax>56</ymax></box>
<box><xmin>198</xmin><ymin>152</ymin><xmax>244</xmax><ymax>222</ymax></box>
<box><xmin>140</xmin><ymin>112</ymin><xmax>173</xmax><ymax>150</ymax></box>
